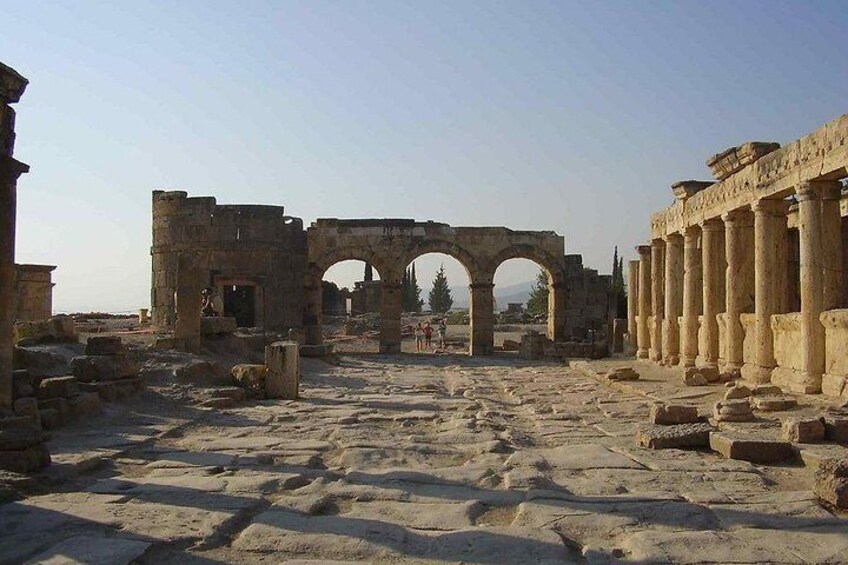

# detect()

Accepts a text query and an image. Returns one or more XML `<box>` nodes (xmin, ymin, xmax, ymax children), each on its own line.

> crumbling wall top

<box><xmin>0</xmin><ymin>62</ymin><xmax>27</xmax><ymax>104</ymax></box>
<box><xmin>706</xmin><ymin>141</ymin><xmax>780</xmax><ymax>181</ymax></box>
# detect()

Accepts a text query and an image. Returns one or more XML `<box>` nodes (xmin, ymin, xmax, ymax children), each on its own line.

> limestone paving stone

<box><xmin>637</xmin><ymin>423</ymin><xmax>713</xmax><ymax>449</ymax></box>
<box><xmin>24</xmin><ymin>534</ymin><xmax>151</xmax><ymax>565</ymax></box>
<box><xmin>814</xmin><ymin>458</ymin><xmax>848</xmax><ymax>509</ymax></box>
<box><xmin>709</xmin><ymin>432</ymin><xmax>794</xmax><ymax>464</ymax></box>
<box><xmin>649</xmin><ymin>403</ymin><xmax>699</xmax><ymax>425</ymax></box>
<box><xmin>84</xmin><ymin>335</ymin><xmax>125</xmax><ymax>356</ymax></box>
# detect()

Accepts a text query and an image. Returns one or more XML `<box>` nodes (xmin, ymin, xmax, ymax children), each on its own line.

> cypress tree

<box><xmin>526</xmin><ymin>268</ymin><xmax>549</xmax><ymax>317</ymax></box>
<box><xmin>428</xmin><ymin>264</ymin><xmax>453</xmax><ymax>313</ymax></box>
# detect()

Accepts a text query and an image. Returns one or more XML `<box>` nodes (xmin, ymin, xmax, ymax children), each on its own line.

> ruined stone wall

<box><xmin>14</xmin><ymin>264</ymin><xmax>55</xmax><ymax>321</ymax></box>
<box><xmin>151</xmin><ymin>191</ymin><xmax>307</xmax><ymax>330</ymax></box>
<box><xmin>562</xmin><ymin>254</ymin><xmax>612</xmax><ymax>340</ymax></box>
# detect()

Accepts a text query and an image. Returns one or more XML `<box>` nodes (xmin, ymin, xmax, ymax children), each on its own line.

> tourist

<box><xmin>423</xmin><ymin>321</ymin><xmax>434</xmax><ymax>350</ymax></box>
<box><xmin>414</xmin><ymin>322</ymin><xmax>424</xmax><ymax>352</ymax></box>
<box><xmin>437</xmin><ymin>318</ymin><xmax>447</xmax><ymax>349</ymax></box>
<box><xmin>200</xmin><ymin>288</ymin><xmax>218</xmax><ymax>317</ymax></box>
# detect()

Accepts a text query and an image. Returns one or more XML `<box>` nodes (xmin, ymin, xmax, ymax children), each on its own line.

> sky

<box><xmin>2</xmin><ymin>1</ymin><xmax>847</xmax><ymax>312</ymax></box>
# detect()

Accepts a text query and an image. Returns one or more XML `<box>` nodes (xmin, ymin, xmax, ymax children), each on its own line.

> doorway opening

<box><xmin>224</xmin><ymin>285</ymin><xmax>256</xmax><ymax>327</ymax></box>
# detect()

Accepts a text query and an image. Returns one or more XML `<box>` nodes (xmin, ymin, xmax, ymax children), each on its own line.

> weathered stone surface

<box><xmin>637</xmin><ymin>423</ymin><xmax>713</xmax><ymax>449</ymax></box>
<box><xmin>70</xmin><ymin>355</ymin><xmax>138</xmax><ymax>382</ymax></box>
<box><xmin>502</xmin><ymin>339</ymin><xmax>520</xmax><ymax>351</ymax></box>
<box><xmin>684</xmin><ymin>366</ymin><xmax>719</xmax><ymax>383</ymax></box>
<box><xmin>823</xmin><ymin>414</ymin><xmax>848</xmax><ymax>444</ymax></box>
<box><xmin>753</xmin><ymin>384</ymin><xmax>783</xmax><ymax>396</ymax></box>
<box><xmin>709</xmin><ymin>432</ymin><xmax>794</xmax><ymax>464</ymax></box>
<box><xmin>783</xmin><ymin>417</ymin><xmax>825</xmax><ymax>443</ymax></box>
<box><xmin>78</xmin><ymin>381</ymin><xmax>118</xmax><ymax>402</ymax></box>
<box><xmin>649</xmin><ymin>403</ymin><xmax>699</xmax><ymax>425</ymax></box>
<box><xmin>37</xmin><ymin>376</ymin><xmax>78</xmax><ymax>399</ymax></box>
<box><xmin>713</xmin><ymin>399</ymin><xmax>754</xmax><ymax>422</ymax></box>
<box><xmin>38</xmin><ymin>408</ymin><xmax>61</xmax><ymax>430</ymax></box>
<box><xmin>299</xmin><ymin>343</ymin><xmax>334</xmax><ymax>357</ymax></box>
<box><xmin>683</xmin><ymin>372</ymin><xmax>708</xmax><ymax>386</ymax></box>
<box><xmin>751</xmin><ymin>395</ymin><xmax>797</xmax><ymax>412</ymax></box>
<box><xmin>201</xmin><ymin>316</ymin><xmax>237</xmax><ymax>335</ymax></box>
<box><xmin>0</xmin><ymin>61</ymin><xmax>28</xmax><ymax>104</ymax></box>
<box><xmin>671</xmin><ymin>180</ymin><xmax>713</xmax><ymax>201</ymax></box>
<box><xmin>606</xmin><ymin>366</ymin><xmax>639</xmax><ymax>381</ymax></box>
<box><xmin>37</xmin><ymin>397</ymin><xmax>69</xmax><ymax>422</ymax></box>
<box><xmin>724</xmin><ymin>384</ymin><xmax>753</xmax><ymax>400</ymax></box>
<box><xmin>266</xmin><ymin>341</ymin><xmax>299</xmax><ymax>400</ymax></box>
<box><xmin>231</xmin><ymin>364</ymin><xmax>266</xmax><ymax>398</ymax></box>
<box><xmin>706</xmin><ymin>141</ymin><xmax>781</xmax><ymax>181</ymax></box>
<box><xmin>12</xmin><ymin>397</ymin><xmax>38</xmax><ymax>422</ymax></box>
<box><xmin>12</xmin><ymin>316</ymin><xmax>75</xmax><ymax>345</ymax></box>
<box><xmin>84</xmin><ymin>336</ymin><xmax>125</xmax><ymax>356</ymax></box>
<box><xmin>814</xmin><ymin>458</ymin><xmax>848</xmax><ymax>509</ymax></box>
<box><xmin>0</xmin><ymin>442</ymin><xmax>49</xmax><ymax>473</ymax></box>
<box><xmin>0</xmin><ymin>423</ymin><xmax>42</xmax><ymax>450</ymax></box>
<box><xmin>11</xmin><ymin>369</ymin><xmax>33</xmax><ymax>398</ymax></box>
<box><xmin>68</xmin><ymin>391</ymin><xmax>101</xmax><ymax>418</ymax></box>
<box><xmin>24</xmin><ymin>535</ymin><xmax>151</xmax><ymax>565</ymax></box>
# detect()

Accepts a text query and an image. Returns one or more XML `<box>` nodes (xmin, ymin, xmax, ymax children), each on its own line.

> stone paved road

<box><xmin>2</xmin><ymin>355</ymin><xmax>847</xmax><ymax>564</ymax></box>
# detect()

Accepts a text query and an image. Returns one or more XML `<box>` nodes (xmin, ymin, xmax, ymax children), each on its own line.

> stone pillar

<box><xmin>751</xmin><ymin>198</ymin><xmax>790</xmax><ymax>383</ymax></box>
<box><xmin>175</xmin><ymin>252</ymin><xmax>202</xmax><ymax>353</ymax></box>
<box><xmin>821</xmin><ymin>182</ymin><xmax>844</xmax><ymax>311</ymax></box>
<box><xmin>636</xmin><ymin>245</ymin><xmax>652</xmax><ymax>359</ymax></box>
<box><xmin>379</xmin><ymin>281</ymin><xmax>402</xmax><ymax>353</ymax></box>
<box><xmin>649</xmin><ymin>239</ymin><xmax>665</xmax><ymax>362</ymax></box>
<box><xmin>796</xmin><ymin>181</ymin><xmax>840</xmax><ymax>393</ymax></box>
<box><xmin>469</xmin><ymin>283</ymin><xmax>494</xmax><ymax>356</ymax></box>
<box><xmin>699</xmin><ymin>218</ymin><xmax>725</xmax><ymax>368</ymax></box>
<box><xmin>265</xmin><ymin>341</ymin><xmax>299</xmax><ymax>399</ymax></box>
<box><xmin>627</xmin><ymin>259</ymin><xmax>639</xmax><ymax>354</ymax></box>
<box><xmin>722</xmin><ymin>208</ymin><xmax>755</xmax><ymax>372</ymax></box>
<box><xmin>662</xmin><ymin>233</ymin><xmax>683</xmax><ymax>365</ymax></box>
<box><xmin>303</xmin><ymin>272</ymin><xmax>323</xmax><ymax>345</ymax></box>
<box><xmin>0</xmin><ymin>64</ymin><xmax>29</xmax><ymax>412</ymax></box>
<box><xmin>548</xmin><ymin>281</ymin><xmax>567</xmax><ymax>342</ymax></box>
<box><xmin>681</xmin><ymin>226</ymin><xmax>702</xmax><ymax>367</ymax></box>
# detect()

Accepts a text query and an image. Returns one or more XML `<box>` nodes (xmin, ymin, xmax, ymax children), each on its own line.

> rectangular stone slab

<box><xmin>709</xmin><ymin>432</ymin><xmax>794</xmax><ymax>464</ymax></box>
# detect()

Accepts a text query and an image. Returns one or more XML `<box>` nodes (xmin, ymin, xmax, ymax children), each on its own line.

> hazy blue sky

<box><xmin>2</xmin><ymin>1</ymin><xmax>847</xmax><ymax>312</ymax></box>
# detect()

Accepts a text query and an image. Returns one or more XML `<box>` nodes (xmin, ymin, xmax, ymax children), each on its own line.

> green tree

<box><xmin>411</xmin><ymin>263</ymin><xmax>423</xmax><ymax>312</ymax></box>
<box><xmin>526</xmin><ymin>268</ymin><xmax>549</xmax><ymax>317</ymax></box>
<box><xmin>428</xmin><ymin>264</ymin><xmax>454</xmax><ymax>313</ymax></box>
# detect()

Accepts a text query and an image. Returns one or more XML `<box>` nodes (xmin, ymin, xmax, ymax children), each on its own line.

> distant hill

<box><xmin>421</xmin><ymin>280</ymin><xmax>534</xmax><ymax>311</ymax></box>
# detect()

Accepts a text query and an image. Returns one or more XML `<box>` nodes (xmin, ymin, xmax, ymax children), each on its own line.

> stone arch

<box><xmin>311</xmin><ymin>247</ymin><xmax>391</xmax><ymax>282</ymax></box>
<box><xmin>490</xmin><ymin>244</ymin><xmax>566</xmax><ymax>342</ymax></box>
<box><xmin>401</xmin><ymin>240</ymin><xmax>483</xmax><ymax>283</ymax></box>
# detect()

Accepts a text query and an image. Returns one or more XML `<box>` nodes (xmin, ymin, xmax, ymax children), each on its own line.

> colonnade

<box><xmin>630</xmin><ymin>180</ymin><xmax>844</xmax><ymax>393</ymax></box>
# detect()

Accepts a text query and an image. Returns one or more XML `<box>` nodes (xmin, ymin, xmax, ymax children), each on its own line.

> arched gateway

<box><xmin>305</xmin><ymin>219</ymin><xmax>567</xmax><ymax>354</ymax></box>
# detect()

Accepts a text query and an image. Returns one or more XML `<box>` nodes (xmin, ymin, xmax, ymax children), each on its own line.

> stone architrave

<box><xmin>699</xmin><ymin>218</ymin><xmax>725</xmax><ymax>368</ymax></box>
<box><xmin>751</xmin><ymin>198</ymin><xmax>790</xmax><ymax>383</ymax></box>
<box><xmin>649</xmin><ymin>239</ymin><xmax>665</xmax><ymax>362</ymax></box>
<box><xmin>627</xmin><ymin>259</ymin><xmax>639</xmax><ymax>353</ymax></box>
<box><xmin>469</xmin><ymin>282</ymin><xmax>494</xmax><ymax>355</ymax></box>
<box><xmin>0</xmin><ymin>63</ymin><xmax>29</xmax><ymax>411</ymax></box>
<box><xmin>635</xmin><ymin>245</ymin><xmax>652</xmax><ymax>359</ymax></box>
<box><xmin>722</xmin><ymin>208</ymin><xmax>754</xmax><ymax>372</ymax></box>
<box><xmin>175</xmin><ymin>252</ymin><xmax>202</xmax><ymax>353</ymax></box>
<box><xmin>379</xmin><ymin>281</ymin><xmax>402</xmax><ymax>354</ymax></box>
<box><xmin>662</xmin><ymin>233</ymin><xmax>683</xmax><ymax>365</ymax></box>
<box><xmin>265</xmin><ymin>341</ymin><xmax>299</xmax><ymax>400</ymax></box>
<box><xmin>681</xmin><ymin>226</ymin><xmax>702</xmax><ymax>367</ymax></box>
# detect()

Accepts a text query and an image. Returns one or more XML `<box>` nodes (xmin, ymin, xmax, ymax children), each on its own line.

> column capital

<box><xmin>797</xmin><ymin>180</ymin><xmax>842</xmax><ymax>202</ymax></box>
<box><xmin>752</xmin><ymin>197</ymin><xmax>791</xmax><ymax>216</ymax></box>
<box><xmin>663</xmin><ymin>232</ymin><xmax>683</xmax><ymax>245</ymax></box>
<box><xmin>721</xmin><ymin>208</ymin><xmax>753</xmax><ymax>226</ymax></box>
<box><xmin>636</xmin><ymin>244</ymin><xmax>651</xmax><ymax>257</ymax></box>
<box><xmin>0</xmin><ymin>155</ymin><xmax>29</xmax><ymax>183</ymax></box>
<box><xmin>700</xmin><ymin>218</ymin><xmax>724</xmax><ymax>232</ymax></box>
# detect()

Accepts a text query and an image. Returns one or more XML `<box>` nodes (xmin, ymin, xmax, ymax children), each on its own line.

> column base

<box><xmin>740</xmin><ymin>363</ymin><xmax>772</xmax><ymax>384</ymax></box>
<box><xmin>695</xmin><ymin>356</ymin><xmax>718</xmax><ymax>369</ymax></box>
<box><xmin>771</xmin><ymin>366</ymin><xmax>822</xmax><ymax>394</ymax></box>
<box><xmin>662</xmin><ymin>355</ymin><xmax>680</xmax><ymax>366</ymax></box>
<box><xmin>637</xmin><ymin>349</ymin><xmax>649</xmax><ymax>359</ymax></box>
<box><xmin>470</xmin><ymin>343</ymin><xmax>493</xmax><ymax>356</ymax></box>
<box><xmin>679</xmin><ymin>355</ymin><xmax>697</xmax><ymax>368</ymax></box>
<box><xmin>649</xmin><ymin>348</ymin><xmax>662</xmax><ymax>362</ymax></box>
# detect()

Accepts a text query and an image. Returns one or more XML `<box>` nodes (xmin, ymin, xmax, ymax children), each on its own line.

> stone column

<box><xmin>722</xmin><ymin>208</ymin><xmax>755</xmax><ymax>372</ymax></box>
<box><xmin>379</xmin><ymin>281</ymin><xmax>402</xmax><ymax>353</ymax></box>
<box><xmin>796</xmin><ymin>181</ymin><xmax>840</xmax><ymax>393</ymax></box>
<box><xmin>627</xmin><ymin>259</ymin><xmax>639</xmax><ymax>353</ymax></box>
<box><xmin>175</xmin><ymin>252</ymin><xmax>203</xmax><ymax>353</ymax></box>
<box><xmin>0</xmin><ymin>64</ymin><xmax>29</xmax><ymax>412</ymax></box>
<box><xmin>752</xmin><ymin>198</ymin><xmax>790</xmax><ymax>383</ymax></box>
<box><xmin>636</xmin><ymin>245</ymin><xmax>652</xmax><ymax>359</ymax></box>
<box><xmin>662</xmin><ymin>233</ymin><xmax>683</xmax><ymax>365</ymax></box>
<box><xmin>699</xmin><ymin>218</ymin><xmax>725</xmax><ymax>368</ymax></box>
<box><xmin>821</xmin><ymin>182</ymin><xmax>844</xmax><ymax>311</ymax></box>
<box><xmin>469</xmin><ymin>282</ymin><xmax>494</xmax><ymax>356</ymax></box>
<box><xmin>547</xmin><ymin>281</ymin><xmax>567</xmax><ymax>342</ymax></box>
<box><xmin>681</xmin><ymin>226</ymin><xmax>702</xmax><ymax>367</ymax></box>
<box><xmin>649</xmin><ymin>239</ymin><xmax>665</xmax><ymax>362</ymax></box>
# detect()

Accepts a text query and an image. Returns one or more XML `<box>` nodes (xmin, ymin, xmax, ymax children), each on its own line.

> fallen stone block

<box><xmin>71</xmin><ymin>355</ymin><xmax>139</xmax><ymax>382</ymax></box>
<box><xmin>11</xmin><ymin>369</ymin><xmax>34</xmax><ymax>398</ymax></box>
<box><xmin>13</xmin><ymin>315</ymin><xmax>76</xmax><ymax>345</ymax></box>
<box><xmin>231</xmin><ymin>364</ymin><xmax>266</xmax><ymax>399</ymax></box>
<box><xmin>606</xmin><ymin>367</ymin><xmax>639</xmax><ymax>381</ymax></box>
<box><xmin>823</xmin><ymin>414</ymin><xmax>848</xmax><ymax>444</ymax></box>
<box><xmin>814</xmin><ymin>458</ymin><xmax>848</xmax><ymax>509</ymax></box>
<box><xmin>113</xmin><ymin>377</ymin><xmax>144</xmax><ymax>400</ymax></box>
<box><xmin>79</xmin><ymin>381</ymin><xmax>118</xmax><ymax>402</ymax></box>
<box><xmin>0</xmin><ymin>423</ymin><xmax>43</xmax><ymax>451</ymax></box>
<box><xmin>709</xmin><ymin>432</ymin><xmax>794</xmax><ymax>464</ymax></box>
<box><xmin>724</xmin><ymin>384</ymin><xmax>753</xmax><ymax>400</ymax></box>
<box><xmin>299</xmin><ymin>343</ymin><xmax>334</xmax><ymax>357</ymax></box>
<box><xmin>266</xmin><ymin>341</ymin><xmax>299</xmax><ymax>400</ymax></box>
<box><xmin>39</xmin><ymin>408</ymin><xmax>61</xmax><ymax>430</ymax></box>
<box><xmin>637</xmin><ymin>423</ymin><xmax>713</xmax><ymax>449</ymax></box>
<box><xmin>684</xmin><ymin>366</ymin><xmax>719</xmax><ymax>383</ymax></box>
<box><xmin>13</xmin><ymin>397</ymin><xmax>39</xmax><ymax>426</ymax></box>
<box><xmin>753</xmin><ymin>384</ymin><xmax>783</xmax><ymax>396</ymax></box>
<box><xmin>38</xmin><ymin>397</ymin><xmax>70</xmax><ymax>423</ymax></box>
<box><xmin>0</xmin><ymin>442</ymin><xmax>51</xmax><ymax>473</ymax></box>
<box><xmin>683</xmin><ymin>372</ymin><xmax>708</xmax><ymax>386</ymax></box>
<box><xmin>68</xmin><ymin>392</ymin><xmax>101</xmax><ymax>418</ymax></box>
<box><xmin>718</xmin><ymin>370</ymin><xmax>740</xmax><ymax>383</ymax></box>
<box><xmin>783</xmin><ymin>417</ymin><xmax>825</xmax><ymax>443</ymax></box>
<box><xmin>200</xmin><ymin>397</ymin><xmax>239</xmax><ymax>409</ymax></box>
<box><xmin>37</xmin><ymin>376</ymin><xmax>79</xmax><ymax>399</ymax></box>
<box><xmin>751</xmin><ymin>396</ymin><xmax>797</xmax><ymax>412</ymax></box>
<box><xmin>649</xmin><ymin>403</ymin><xmax>699</xmax><ymax>425</ymax></box>
<box><xmin>712</xmin><ymin>399</ymin><xmax>754</xmax><ymax>422</ymax></box>
<box><xmin>502</xmin><ymin>339</ymin><xmax>520</xmax><ymax>352</ymax></box>
<box><xmin>85</xmin><ymin>336</ymin><xmax>125</xmax><ymax>356</ymax></box>
<box><xmin>209</xmin><ymin>387</ymin><xmax>246</xmax><ymax>402</ymax></box>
